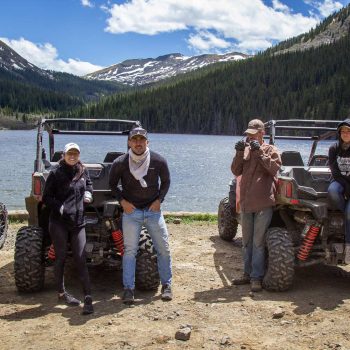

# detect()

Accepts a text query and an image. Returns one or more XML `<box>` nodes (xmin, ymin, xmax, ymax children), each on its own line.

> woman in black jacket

<box><xmin>328</xmin><ymin>119</ymin><xmax>350</xmax><ymax>264</ymax></box>
<box><xmin>42</xmin><ymin>142</ymin><xmax>94</xmax><ymax>314</ymax></box>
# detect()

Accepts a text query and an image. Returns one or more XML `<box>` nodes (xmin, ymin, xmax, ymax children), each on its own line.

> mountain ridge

<box><xmin>85</xmin><ymin>51</ymin><xmax>249</xmax><ymax>86</ymax></box>
<box><xmin>266</xmin><ymin>4</ymin><xmax>350</xmax><ymax>55</ymax></box>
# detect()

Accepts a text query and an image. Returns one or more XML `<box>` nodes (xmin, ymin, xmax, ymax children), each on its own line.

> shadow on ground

<box><xmin>0</xmin><ymin>261</ymin><xmax>158</xmax><ymax>326</ymax></box>
<box><xmin>194</xmin><ymin>235</ymin><xmax>350</xmax><ymax>315</ymax></box>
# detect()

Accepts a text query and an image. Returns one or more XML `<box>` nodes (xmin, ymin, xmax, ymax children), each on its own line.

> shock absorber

<box><xmin>297</xmin><ymin>224</ymin><xmax>321</xmax><ymax>261</ymax></box>
<box><xmin>48</xmin><ymin>244</ymin><xmax>55</xmax><ymax>260</ymax></box>
<box><xmin>111</xmin><ymin>229</ymin><xmax>124</xmax><ymax>256</ymax></box>
<box><xmin>110</xmin><ymin>219</ymin><xmax>124</xmax><ymax>256</ymax></box>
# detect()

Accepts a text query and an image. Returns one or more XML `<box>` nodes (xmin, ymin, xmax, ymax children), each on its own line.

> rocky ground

<box><xmin>1</xmin><ymin>221</ymin><xmax>350</xmax><ymax>350</ymax></box>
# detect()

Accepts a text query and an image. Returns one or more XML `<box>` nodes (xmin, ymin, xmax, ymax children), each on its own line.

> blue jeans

<box><xmin>328</xmin><ymin>181</ymin><xmax>350</xmax><ymax>243</ymax></box>
<box><xmin>241</xmin><ymin>207</ymin><xmax>273</xmax><ymax>281</ymax></box>
<box><xmin>122</xmin><ymin>208</ymin><xmax>172</xmax><ymax>290</ymax></box>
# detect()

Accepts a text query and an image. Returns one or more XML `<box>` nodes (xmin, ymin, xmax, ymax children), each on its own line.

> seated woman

<box><xmin>328</xmin><ymin>119</ymin><xmax>350</xmax><ymax>263</ymax></box>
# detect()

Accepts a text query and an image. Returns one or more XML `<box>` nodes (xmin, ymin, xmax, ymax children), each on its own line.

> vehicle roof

<box><xmin>264</xmin><ymin>119</ymin><xmax>341</xmax><ymax>142</ymax></box>
<box><xmin>41</xmin><ymin>118</ymin><xmax>142</xmax><ymax>136</ymax></box>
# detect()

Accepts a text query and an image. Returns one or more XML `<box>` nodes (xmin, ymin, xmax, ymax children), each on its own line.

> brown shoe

<box><xmin>232</xmin><ymin>274</ymin><xmax>250</xmax><ymax>285</ymax></box>
<box><xmin>250</xmin><ymin>280</ymin><xmax>262</xmax><ymax>292</ymax></box>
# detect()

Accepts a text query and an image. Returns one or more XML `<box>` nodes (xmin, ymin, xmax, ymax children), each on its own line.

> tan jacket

<box><xmin>231</xmin><ymin>142</ymin><xmax>281</xmax><ymax>213</ymax></box>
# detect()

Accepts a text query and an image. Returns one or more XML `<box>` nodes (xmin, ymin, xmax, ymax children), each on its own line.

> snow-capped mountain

<box><xmin>0</xmin><ymin>40</ymin><xmax>47</xmax><ymax>76</ymax></box>
<box><xmin>0</xmin><ymin>39</ymin><xmax>121</xmax><ymax>104</ymax></box>
<box><xmin>85</xmin><ymin>52</ymin><xmax>249</xmax><ymax>86</ymax></box>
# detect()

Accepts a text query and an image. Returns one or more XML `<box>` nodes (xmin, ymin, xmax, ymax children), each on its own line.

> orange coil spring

<box><xmin>111</xmin><ymin>230</ymin><xmax>124</xmax><ymax>256</ymax></box>
<box><xmin>48</xmin><ymin>244</ymin><xmax>56</xmax><ymax>260</ymax></box>
<box><xmin>297</xmin><ymin>225</ymin><xmax>320</xmax><ymax>261</ymax></box>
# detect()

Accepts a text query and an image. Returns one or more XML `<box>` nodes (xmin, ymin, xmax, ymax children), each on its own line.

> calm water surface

<box><xmin>0</xmin><ymin>130</ymin><xmax>333</xmax><ymax>211</ymax></box>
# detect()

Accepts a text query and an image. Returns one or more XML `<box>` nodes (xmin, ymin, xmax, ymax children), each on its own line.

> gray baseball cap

<box><xmin>129</xmin><ymin>127</ymin><xmax>148</xmax><ymax>140</ymax></box>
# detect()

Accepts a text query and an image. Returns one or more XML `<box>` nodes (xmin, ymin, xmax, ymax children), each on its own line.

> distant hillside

<box><xmin>85</xmin><ymin>52</ymin><xmax>249</xmax><ymax>86</ymax></box>
<box><xmin>66</xmin><ymin>5</ymin><xmax>350</xmax><ymax>135</ymax></box>
<box><xmin>67</xmin><ymin>37</ymin><xmax>350</xmax><ymax>135</ymax></box>
<box><xmin>266</xmin><ymin>4</ymin><xmax>350</xmax><ymax>55</ymax></box>
<box><xmin>0</xmin><ymin>40</ymin><xmax>123</xmax><ymax>115</ymax></box>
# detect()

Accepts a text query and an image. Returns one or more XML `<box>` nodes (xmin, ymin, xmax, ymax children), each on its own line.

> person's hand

<box><xmin>235</xmin><ymin>140</ymin><xmax>246</xmax><ymax>151</ymax></box>
<box><xmin>59</xmin><ymin>205</ymin><xmax>64</xmax><ymax>215</ymax></box>
<box><xmin>250</xmin><ymin>140</ymin><xmax>260</xmax><ymax>151</ymax></box>
<box><xmin>120</xmin><ymin>199</ymin><xmax>135</xmax><ymax>214</ymax></box>
<box><xmin>84</xmin><ymin>191</ymin><xmax>93</xmax><ymax>203</ymax></box>
<box><xmin>149</xmin><ymin>199</ymin><xmax>161</xmax><ymax>212</ymax></box>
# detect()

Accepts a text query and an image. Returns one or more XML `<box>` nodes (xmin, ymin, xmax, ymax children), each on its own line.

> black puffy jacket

<box><xmin>42</xmin><ymin>161</ymin><xmax>93</xmax><ymax>228</ymax></box>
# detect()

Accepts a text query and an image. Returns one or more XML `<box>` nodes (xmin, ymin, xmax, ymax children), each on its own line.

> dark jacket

<box><xmin>42</xmin><ymin>161</ymin><xmax>93</xmax><ymax>228</ymax></box>
<box><xmin>329</xmin><ymin>118</ymin><xmax>350</xmax><ymax>195</ymax></box>
<box><xmin>109</xmin><ymin>150</ymin><xmax>170</xmax><ymax>209</ymax></box>
<box><xmin>231</xmin><ymin>142</ymin><xmax>281</xmax><ymax>213</ymax></box>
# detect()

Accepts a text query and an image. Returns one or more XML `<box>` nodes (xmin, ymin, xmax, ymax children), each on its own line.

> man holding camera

<box><xmin>231</xmin><ymin>119</ymin><xmax>281</xmax><ymax>292</ymax></box>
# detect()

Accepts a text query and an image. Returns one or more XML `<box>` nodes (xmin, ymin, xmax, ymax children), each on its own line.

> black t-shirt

<box><xmin>109</xmin><ymin>150</ymin><xmax>170</xmax><ymax>209</ymax></box>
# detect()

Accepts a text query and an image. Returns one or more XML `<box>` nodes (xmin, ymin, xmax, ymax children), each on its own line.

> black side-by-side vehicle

<box><xmin>14</xmin><ymin>118</ymin><xmax>160</xmax><ymax>292</ymax></box>
<box><xmin>218</xmin><ymin>119</ymin><xmax>348</xmax><ymax>291</ymax></box>
<box><xmin>0</xmin><ymin>202</ymin><xmax>8</xmax><ymax>249</ymax></box>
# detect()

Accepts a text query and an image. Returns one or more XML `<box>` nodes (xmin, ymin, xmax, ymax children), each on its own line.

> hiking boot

<box><xmin>58</xmin><ymin>292</ymin><xmax>81</xmax><ymax>306</ymax></box>
<box><xmin>122</xmin><ymin>288</ymin><xmax>134</xmax><ymax>305</ymax></box>
<box><xmin>232</xmin><ymin>274</ymin><xmax>250</xmax><ymax>285</ymax></box>
<box><xmin>161</xmin><ymin>284</ymin><xmax>173</xmax><ymax>301</ymax></box>
<box><xmin>82</xmin><ymin>295</ymin><xmax>94</xmax><ymax>315</ymax></box>
<box><xmin>250</xmin><ymin>280</ymin><xmax>262</xmax><ymax>292</ymax></box>
<box><xmin>345</xmin><ymin>244</ymin><xmax>350</xmax><ymax>264</ymax></box>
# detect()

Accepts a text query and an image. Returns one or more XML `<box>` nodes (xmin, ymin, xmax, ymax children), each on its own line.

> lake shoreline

<box><xmin>8</xmin><ymin>209</ymin><xmax>218</xmax><ymax>222</ymax></box>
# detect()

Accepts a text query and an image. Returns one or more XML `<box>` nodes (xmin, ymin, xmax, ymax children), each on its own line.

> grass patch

<box><xmin>8</xmin><ymin>217</ymin><xmax>27</xmax><ymax>224</ymax></box>
<box><xmin>165</xmin><ymin>213</ymin><xmax>217</xmax><ymax>224</ymax></box>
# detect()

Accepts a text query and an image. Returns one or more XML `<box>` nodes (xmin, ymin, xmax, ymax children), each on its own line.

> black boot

<box><xmin>82</xmin><ymin>295</ymin><xmax>94</xmax><ymax>315</ymax></box>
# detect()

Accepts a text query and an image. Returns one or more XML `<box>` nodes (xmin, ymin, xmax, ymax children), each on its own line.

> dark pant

<box><xmin>328</xmin><ymin>181</ymin><xmax>350</xmax><ymax>243</ymax></box>
<box><xmin>49</xmin><ymin>219</ymin><xmax>91</xmax><ymax>295</ymax></box>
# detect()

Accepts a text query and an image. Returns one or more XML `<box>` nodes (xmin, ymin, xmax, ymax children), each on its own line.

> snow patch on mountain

<box><xmin>85</xmin><ymin>52</ymin><xmax>249</xmax><ymax>86</ymax></box>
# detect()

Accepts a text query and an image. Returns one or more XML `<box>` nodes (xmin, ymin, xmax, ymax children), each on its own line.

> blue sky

<box><xmin>1</xmin><ymin>0</ymin><xmax>349</xmax><ymax>76</ymax></box>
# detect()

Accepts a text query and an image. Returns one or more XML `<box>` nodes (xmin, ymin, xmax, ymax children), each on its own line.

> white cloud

<box><xmin>188</xmin><ymin>31</ymin><xmax>231</xmax><ymax>52</ymax></box>
<box><xmin>0</xmin><ymin>37</ymin><xmax>103</xmax><ymax>76</ymax></box>
<box><xmin>104</xmin><ymin>0</ymin><xmax>321</xmax><ymax>53</ymax></box>
<box><xmin>81</xmin><ymin>0</ymin><xmax>94</xmax><ymax>8</ymax></box>
<box><xmin>304</xmin><ymin>0</ymin><xmax>343</xmax><ymax>16</ymax></box>
<box><xmin>272</xmin><ymin>0</ymin><xmax>291</xmax><ymax>13</ymax></box>
<box><xmin>236</xmin><ymin>38</ymin><xmax>274</xmax><ymax>52</ymax></box>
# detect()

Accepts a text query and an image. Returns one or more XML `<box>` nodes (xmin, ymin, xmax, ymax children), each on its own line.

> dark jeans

<box><xmin>328</xmin><ymin>181</ymin><xmax>350</xmax><ymax>243</ymax></box>
<box><xmin>49</xmin><ymin>219</ymin><xmax>91</xmax><ymax>295</ymax></box>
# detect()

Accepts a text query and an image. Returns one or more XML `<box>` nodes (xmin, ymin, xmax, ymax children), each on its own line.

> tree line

<box><xmin>65</xmin><ymin>34</ymin><xmax>350</xmax><ymax>135</ymax></box>
<box><xmin>0</xmin><ymin>67</ymin><xmax>122</xmax><ymax>115</ymax></box>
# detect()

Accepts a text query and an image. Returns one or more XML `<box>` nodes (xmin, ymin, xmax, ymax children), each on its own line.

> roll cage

<box><xmin>264</xmin><ymin>119</ymin><xmax>340</xmax><ymax>166</ymax></box>
<box><xmin>34</xmin><ymin>118</ymin><xmax>141</xmax><ymax>172</ymax></box>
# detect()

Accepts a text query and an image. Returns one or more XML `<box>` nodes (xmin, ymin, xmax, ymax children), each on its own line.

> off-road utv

<box><xmin>0</xmin><ymin>202</ymin><xmax>8</xmax><ymax>249</ymax></box>
<box><xmin>14</xmin><ymin>118</ymin><xmax>160</xmax><ymax>292</ymax></box>
<box><xmin>218</xmin><ymin>119</ymin><xmax>346</xmax><ymax>291</ymax></box>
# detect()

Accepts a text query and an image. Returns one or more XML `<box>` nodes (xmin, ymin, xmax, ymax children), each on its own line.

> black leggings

<box><xmin>49</xmin><ymin>219</ymin><xmax>91</xmax><ymax>295</ymax></box>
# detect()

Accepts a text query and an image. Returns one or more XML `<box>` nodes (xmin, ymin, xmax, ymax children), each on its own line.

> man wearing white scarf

<box><xmin>128</xmin><ymin>146</ymin><xmax>150</xmax><ymax>188</ymax></box>
<box><xmin>109</xmin><ymin>127</ymin><xmax>172</xmax><ymax>305</ymax></box>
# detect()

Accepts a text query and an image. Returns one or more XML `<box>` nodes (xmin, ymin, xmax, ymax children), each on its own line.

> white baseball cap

<box><xmin>64</xmin><ymin>142</ymin><xmax>80</xmax><ymax>153</ymax></box>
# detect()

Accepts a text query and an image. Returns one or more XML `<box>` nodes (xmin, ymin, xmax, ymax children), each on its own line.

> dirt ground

<box><xmin>1</xmin><ymin>221</ymin><xmax>350</xmax><ymax>350</ymax></box>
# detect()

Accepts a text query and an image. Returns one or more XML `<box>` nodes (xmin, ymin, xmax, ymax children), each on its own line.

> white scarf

<box><xmin>128</xmin><ymin>147</ymin><xmax>150</xmax><ymax>188</ymax></box>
